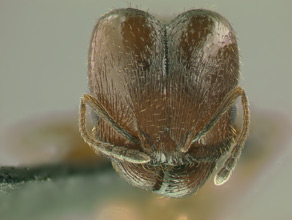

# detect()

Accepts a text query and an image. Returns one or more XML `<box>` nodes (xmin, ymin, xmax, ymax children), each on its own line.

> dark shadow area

<box><xmin>0</xmin><ymin>161</ymin><xmax>112</xmax><ymax>184</ymax></box>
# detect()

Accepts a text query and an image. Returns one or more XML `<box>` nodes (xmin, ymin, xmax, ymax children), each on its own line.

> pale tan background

<box><xmin>0</xmin><ymin>0</ymin><xmax>292</xmax><ymax>219</ymax></box>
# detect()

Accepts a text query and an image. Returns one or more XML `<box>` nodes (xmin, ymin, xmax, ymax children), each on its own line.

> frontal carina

<box><xmin>79</xmin><ymin>8</ymin><xmax>250</xmax><ymax>198</ymax></box>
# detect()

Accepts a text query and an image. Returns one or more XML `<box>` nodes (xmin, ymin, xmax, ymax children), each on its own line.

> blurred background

<box><xmin>0</xmin><ymin>0</ymin><xmax>291</xmax><ymax>219</ymax></box>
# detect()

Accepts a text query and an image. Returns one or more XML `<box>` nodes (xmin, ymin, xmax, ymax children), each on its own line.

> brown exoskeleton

<box><xmin>79</xmin><ymin>8</ymin><xmax>250</xmax><ymax>198</ymax></box>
